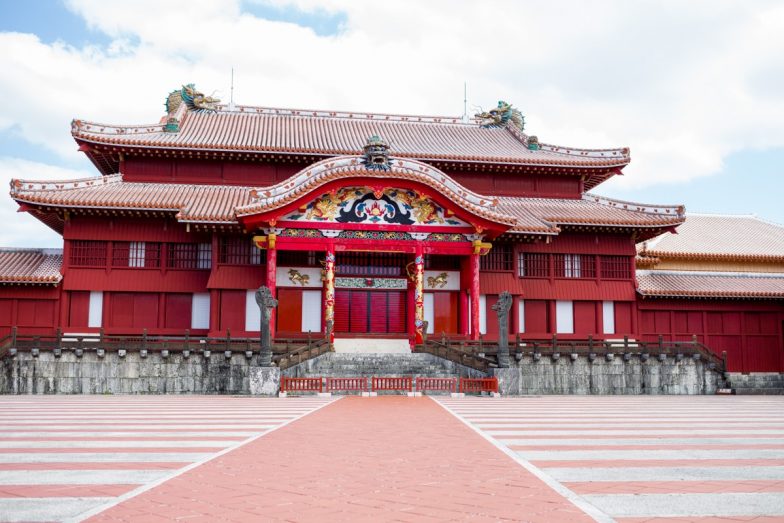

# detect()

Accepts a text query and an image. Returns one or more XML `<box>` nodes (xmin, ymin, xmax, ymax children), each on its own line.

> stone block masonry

<box><xmin>1</xmin><ymin>351</ymin><xmax>281</xmax><ymax>395</ymax></box>
<box><xmin>493</xmin><ymin>354</ymin><xmax>725</xmax><ymax>395</ymax></box>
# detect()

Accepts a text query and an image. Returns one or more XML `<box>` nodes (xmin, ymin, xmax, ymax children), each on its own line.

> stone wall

<box><xmin>1</xmin><ymin>351</ymin><xmax>280</xmax><ymax>395</ymax></box>
<box><xmin>492</xmin><ymin>354</ymin><xmax>725</xmax><ymax>395</ymax></box>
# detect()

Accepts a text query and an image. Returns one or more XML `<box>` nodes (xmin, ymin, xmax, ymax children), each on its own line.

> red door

<box><xmin>334</xmin><ymin>290</ymin><xmax>407</xmax><ymax>334</ymax></box>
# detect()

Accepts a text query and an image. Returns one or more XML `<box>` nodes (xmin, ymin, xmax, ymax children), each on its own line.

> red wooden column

<box><xmin>323</xmin><ymin>245</ymin><xmax>335</xmax><ymax>344</ymax></box>
<box><xmin>266</xmin><ymin>233</ymin><xmax>277</xmax><ymax>340</ymax></box>
<box><xmin>413</xmin><ymin>244</ymin><xmax>425</xmax><ymax>344</ymax></box>
<box><xmin>470</xmin><ymin>251</ymin><xmax>481</xmax><ymax>340</ymax></box>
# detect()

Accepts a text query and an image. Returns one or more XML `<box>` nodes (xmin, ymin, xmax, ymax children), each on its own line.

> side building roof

<box><xmin>0</xmin><ymin>248</ymin><xmax>63</xmax><ymax>285</ymax></box>
<box><xmin>636</xmin><ymin>215</ymin><xmax>784</xmax><ymax>299</ymax></box>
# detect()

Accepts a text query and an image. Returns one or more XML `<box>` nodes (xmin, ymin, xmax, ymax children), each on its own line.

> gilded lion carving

<box><xmin>427</xmin><ymin>272</ymin><xmax>448</xmax><ymax>289</ymax></box>
<box><xmin>288</xmin><ymin>269</ymin><xmax>310</xmax><ymax>286</ymax></box>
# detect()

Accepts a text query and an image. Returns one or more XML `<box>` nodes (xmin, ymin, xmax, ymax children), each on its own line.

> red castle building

<box><xmin>1</xmin><ymin>86</ymin><xmax>782</xmax><ymax>373</ymax></box>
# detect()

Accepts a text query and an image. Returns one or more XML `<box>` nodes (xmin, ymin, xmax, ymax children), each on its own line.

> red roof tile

<box><xmin>0</xmin><ymin>249</ymin><xmax>62</xmax><ymax>285</ymax></box>
<box><xmin>637</xmin><ymin>270</ymin><xmax>784</xmax><ymax>299</ymax></box>
<box><xmin>71</xmin><ymin>105</ymin><xmax>631</xmax><ymax>173</ymax></box>
<box><xmin>640</xmin><ymin>215</ymin><xmax>784</xmax><ymax>261</ymax></box>
<box><xmin>12</xmin><ymin>177</ymin><xmax>683</xmax><ymax>236</ymax></box>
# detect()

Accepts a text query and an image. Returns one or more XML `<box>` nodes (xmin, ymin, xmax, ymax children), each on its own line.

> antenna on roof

<box><xmin>229</xmin><ymin>67</ymin><xmax>235</xmax><ymax>110</ymax></box>
<box><xmin>462</xmin><ymin>82</ymin><xmax>468</xmax><ymax>123</ymax></box>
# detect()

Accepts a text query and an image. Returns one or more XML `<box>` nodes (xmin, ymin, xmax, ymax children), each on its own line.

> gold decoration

<box><xmin>287</xmin><ymin>269</ymin><xmax>310</xmax><ymax>286</ymax></box>
<box><xmin>427</xmin><ymin>272</ymin><xmax>448</xmax><ymax>289</ymax></box>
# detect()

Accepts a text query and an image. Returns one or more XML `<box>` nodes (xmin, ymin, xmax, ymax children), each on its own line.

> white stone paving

<box><xmin>0</xmin><ymin>396</ymin><xmax>334</xmax><ymax>523</ymax></box>
<box><xmin>439</xmin><ymin>395</ymin><xmax>784</xmax><ymax>521</ymax></box>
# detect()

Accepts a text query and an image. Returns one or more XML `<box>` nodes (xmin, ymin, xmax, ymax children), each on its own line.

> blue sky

<box><xmin>0</xmin><ymin>1</ymin><xmax>782</xmax><ymax>247</ymax></box>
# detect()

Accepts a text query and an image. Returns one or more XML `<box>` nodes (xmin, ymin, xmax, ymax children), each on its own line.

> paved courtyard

<box><xmin>0</xmin><ymin>395</ymin><xmax>782</xmax><ymax>522</ymax></box>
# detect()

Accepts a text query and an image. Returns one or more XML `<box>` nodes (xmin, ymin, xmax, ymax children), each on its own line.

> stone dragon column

<box><xmin>322</xmin><ymin>247</ymin><xmax>336</xmax><ymax>346</ymax></box>
<box><xmin>413</xmin><ymin>246</ymin><xmax>426</xmax><ymax>345</ymax></box>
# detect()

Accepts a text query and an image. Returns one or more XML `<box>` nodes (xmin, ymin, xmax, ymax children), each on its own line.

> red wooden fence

<box><xmin>372</xmin><ymin>376</ymin><xmax>413</xmax><ymax>392</ymax></box>
<box><xmin>326</xmin><ymin>377</ymin><xmax>368</xmax><ymax>392</ymax></box>
<box><xmin>416</xmin><ymin>377</ymin><xmax>457</xmax><ymax>393</ymax></box>
<box><xmin>459</xmin><ymin>377</ymin><xmax>498</xmax><ymax>394</ymax></box>
<box><xmin>280</xmin><ymin>377</ymin><xmax>322</xmax><ymax>393</ymax></box>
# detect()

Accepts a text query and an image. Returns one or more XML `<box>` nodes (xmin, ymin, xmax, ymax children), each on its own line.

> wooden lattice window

<box><xmin>167</xmin><ymin>243</ymin><xmax>211</xmax><ymax>269</ymax></box>
<box><xmin>553</xmin><ymin>254</ymin><xmax>596</xmax><ymax>278</ymax></box>
<box><xmin>480</xmin><ymin>244</ymin><xmax>513</xmax><ymax>271</ymax></box>
<box><xmin>517</xmin><ymin>253</ymin><xmax>549</xmax><ymax>278</ymax></box>
<box><xmin>70</xmin><ymin>240</ymin><xmax>107</xmax><ymax>267</ymax></box>
<box><xmin>219</xmin><ymin>237</ymin><xmax>262</xmax><ymax>265</ymax></box>
<box><xmin>600</xmin><ymin>255</ymin><xmax>632</xmax><ymax>279</ymax></box>
<box><xmin>112</xmin><ymin>242</ymin><xmax>161</xmax><ymax>268</ymax></box>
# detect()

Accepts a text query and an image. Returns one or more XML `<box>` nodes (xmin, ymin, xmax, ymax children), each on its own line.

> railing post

<box><xmin>56</xmin><ymin>328</ymin><xmax>62</xmax><ymax>347</ymax></box>
<box><xmin>226</xmin><ymin>328</ymin><xmax>231</xmax><ymax>352</ymax></box>
<box><xmin>658</xmin><ymin>335</ymin><xmax>664</xmax><ymax>352</ymax></box>
<box><xmin>722</xmin><ymin>350</ymin><xmax>728</xmax><ymax>372</ymax></box>
<box><xmin>99</xmin><ymin>328</ymin><xmax>104</xmax><ymax>344</ymax></box>
<box><xmin>11</xmin><ymin>326</ymin><xmax>17</xmax><ymax>348</ymax></box>
<box><xmin>142</xmin><ymin>329</ymin><xmax>147</xmax><ymax>351</ymax></box>
<box><xmin>551</xmin><ymin>334</ymin><xmax>557</xmax><ymax>351</ymax></box>
<box><xmin>624</xmin><ymin>335</ymin><xmax>629</xmax><ymax>351</ymax></box>
<box><xmin>184</xmin><ymin>329</ymin><xmax>190</xmax><ymax>352</ymax></box>
<box><xmin>692</xmin><ymin>334</ymin><xmax>698</xmax><ymax>349</ymax></box>
<box><xmin>588</xmin><ymin>334</ymin><xmax>593</xmax><ymax>351</ymax></box>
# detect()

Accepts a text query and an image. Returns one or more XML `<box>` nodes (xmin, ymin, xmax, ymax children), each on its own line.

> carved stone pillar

<box><xmin>413</xmin><ymin>246</ymin><xmax>425</xmax><ymax>345</ymax></box>
<box><xmin>492</xmin><ymin>291</ymin><xmax>512</xmax><ymax>368</ymax></box>
<box><xmin>322</xmin><ymin>247</ymin><xmax>336</xmax><ymax>345</ymax></box>
<box><xmin>255</xmin><ymin>286</ymin><xmax>277</xmax><ymax>367</ymax></box>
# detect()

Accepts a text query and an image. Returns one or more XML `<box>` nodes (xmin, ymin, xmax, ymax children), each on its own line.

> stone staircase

<box><xmin>725</xmin><ymin>373</ymin><xmax>784</xmax><ymax>395</ymax></box>
<box><xmin>283</xmin><ymin>352</ymin><xmax>487</xmax><ymax>380</ymax></box>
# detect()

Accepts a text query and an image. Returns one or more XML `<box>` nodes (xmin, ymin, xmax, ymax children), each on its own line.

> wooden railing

<box><xmin>416</xmin><ymin>377</ymin><xmax>457</xmax><ymax>393</ymax></box>
<box><xmin>0</xmin><ymin>327</ymin><xmax>329</xmax><ymax>369</ymax></box>
<box><xmin>372</xmin><ymin>376</ymin><xmax>413</xmax><ymax>392</ymax></box>
<box><xmin>460</xmin><ymin>377</ymin><xmax>498</xmax><ymax>394</ymax></box>
<box><xmin>419</xmin><ymin>333</ymin><xmax>726</xmax><ymax>374</ymax></box>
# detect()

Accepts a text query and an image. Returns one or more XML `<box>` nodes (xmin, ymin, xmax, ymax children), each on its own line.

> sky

<box><xmin>0</xmin><ymin>0</ymin><xmax>783</xmax><ymax>247</ymax></box>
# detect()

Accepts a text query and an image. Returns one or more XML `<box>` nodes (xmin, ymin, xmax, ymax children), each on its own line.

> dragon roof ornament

<box><xmin>166</xmin><ymin>84</ymin><xmax>221</xmax><ymax>114</ymax></box>
<box><xmin>475</xmin><ymin>100</ymin><xmax>525</xmax><ymax>131</ymax></box>
<box><xmin>361</xmin><ymin>135</ymin><xmax>391</xmax><ymax>171</ymax></box>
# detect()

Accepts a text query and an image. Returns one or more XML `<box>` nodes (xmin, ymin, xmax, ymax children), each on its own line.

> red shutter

<box><xmin>164</xmin><ymin>293</ymin><xmax>192</xmax><ymax>329</ymax></box>
<box><xmin>277</xmin><ymin>288</ymin><xmax>303</xmax><ymax>333</ymax></box>
<box><xmin>369</xmin><ymin>292</ymin><xmax>387</xmax><ymax>332</ymax></box>
<box><xmin>334</xmin><ymin>290</ymin><xmax>351</xmax><ymax>333</ymax></box>
<box><xmin>350</xmin><ymin>291</ymin><xmax>369</xmax><ymax>333</ymax></box>
<box><xmin>68</xmin><ymin>291</ymin><xmax>90</xmax><ymax>328</ymax></box>
<box><xmin>219</xmin><ymin>290</ymin><xmax>245</xmax><ymax>333</ymax></box>
<box><xmin>573</xmin><ymin>301</ymin><xmax>596</xmax><ymax>335</ymax></box>
<box><xmin>133</xmin><ymin>294</ymin><xmax>159</xmax><ymax>328</ymax></box>
<box><xmin>614</xmin><ymin>302</ymin><xmax>633</xmax><ymax>335</ymax></box>
<box><xmin>524</xmin><ymin>300</ymin><xmax>548</xmax><ymax>334</ymax></box>
<box><xmin>387</xmin><ymin>291</ymin><xmax>407</xmax><ymax>333</ymax></box>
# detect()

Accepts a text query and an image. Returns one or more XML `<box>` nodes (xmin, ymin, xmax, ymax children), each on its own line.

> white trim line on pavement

<box><xmin>431</xmin><ymin>398</ymin><xmax>616</xmax><ymax>523</ymax></box>
<box><xmin>67</xmin><ymin>397</ymin><xmax>341</xmax><ymax>523</ymax></box>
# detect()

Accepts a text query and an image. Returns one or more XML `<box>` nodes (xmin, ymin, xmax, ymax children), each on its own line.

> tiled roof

<box><xmin>640</xmin><ymin>215</ymin><xmax>784</xmax><ymax>261</ymax></box>
<box><xmin>71</xmin><ymin>105</ymin><xmax>631</xmax><ymax>172</ymax></box>
<box><xmin>11</xmin><ymin>173</ymin><xmax>684</xmax><ymax>236</ymax></box>
<box><xmin>637</xmin><ymin>270</ymin><xmax>784</xmax><ymax>299</ymax></box>
<box><xmin>498</xmin><ymin>193</ymin><xmax>685</xmax><ymax>232</ymax></box>
<box><xmin>0</xmin><ymin>248</ymin><xmax>62</xmax><ymax>285</ymax></box>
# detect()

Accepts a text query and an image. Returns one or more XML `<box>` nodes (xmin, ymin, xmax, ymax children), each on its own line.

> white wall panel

<box><xmin>423</xmin><ymin>293</ymin><xmax>435</xmax><ymax>334</ymax></box>
<box><xmin>479</xmin><ymin>295</ymin><xmax>487</xmax><ymax>335</ymax></box>
<box><xmin>88</xmin><ymin>291</ymin><xmax>103</xmax><ymax>328</ymax></box>
<box><xmin>517</xmin><ymin>299</ymin><xmax>525</xmax><ymax>333</ymax></box>
<box><xmin>245</xmin><ymin>290</ymin><xmax>260</xmax><ymax>332</ymax></box>
<box><xmin>602</xmin><ymin>301</ymin><xmax>615</xmax><ymax>334</ymax></box>
<box><xmin>191</xmin><ymin>293</ymin><xmax>210</xmax><ymax>330</ymax></box>
<box><xmin>301</xmin><ymin>290</ymin><xmax>322</xmax><ymax>333</ymax></box>
<box><xmin>556</xmin><ymin>300</ymin><xmax>574</xmax><ymax>334</ymax></box>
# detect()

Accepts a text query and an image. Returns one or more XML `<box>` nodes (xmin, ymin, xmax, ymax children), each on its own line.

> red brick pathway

<box><xmin>86</xmin><ymin>397</ymin><xmax>596</xmax><ymax>522</ymax></box>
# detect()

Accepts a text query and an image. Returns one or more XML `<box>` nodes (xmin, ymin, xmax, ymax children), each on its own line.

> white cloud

<box><xmin>0</xmin><ymin>0</ymin><xmax>782</xmax><ymax>245</ymax></box>
<box><xmin>0</xmin><ymin>157</ymin><xmax>93</xmax><ymax>247</ymax></box>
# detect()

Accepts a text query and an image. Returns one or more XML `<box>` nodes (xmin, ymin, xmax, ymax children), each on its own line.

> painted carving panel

<box><xmin>283</xmin><ymin>187</ymin><xmax>470</xmax><ymax>227</ymax></box>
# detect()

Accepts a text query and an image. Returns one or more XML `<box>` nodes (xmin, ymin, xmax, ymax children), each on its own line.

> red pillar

<box><xmin>470</xmin><ymin>252</ymin><xmax>480</xmax><ymax>340</ymax></box>
<box><xmin>267</xmin><ymin>243</ymin><xmax>277</xmax><ymax>340</ymax></box>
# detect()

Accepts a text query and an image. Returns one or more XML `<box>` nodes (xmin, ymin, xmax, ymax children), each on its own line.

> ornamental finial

<box><xmin>361</xmin><ymin>135</ymin><xmax>391</xmax><ymax>171</ymax></box>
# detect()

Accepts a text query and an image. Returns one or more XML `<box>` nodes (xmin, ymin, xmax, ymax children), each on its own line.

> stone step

<box><xmin>734</xmin><ymin>388</ymin><xmax>784</xmax><ymax>395</ymax></box>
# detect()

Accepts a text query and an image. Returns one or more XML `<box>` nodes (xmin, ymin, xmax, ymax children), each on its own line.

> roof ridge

<box><xmin>638</xmin><ymin>269</ymin><xmax>784</xmax><ymax>278</ymax></box>
<box><xmin>0</xmin><ymin>247</ymin><xmax>63</xmax><ymax>255</ymax></box>
<box><xmin>10</xmin><ymin>174</ymin><xmax>122</xmax><ymax>194</ymax></box>
<box><xmin>582</xmin><ymin>193</ymin><xmax>686</xmax><ymax>217</ymax></box>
